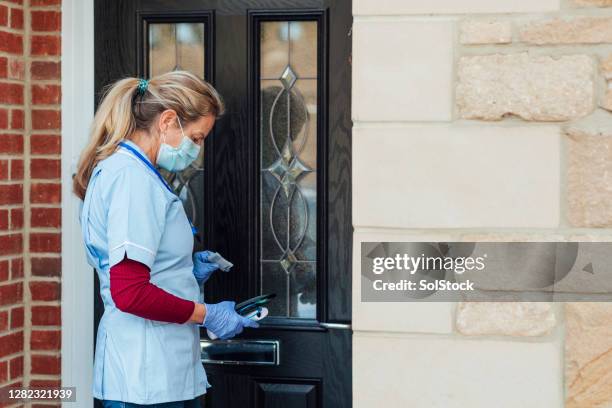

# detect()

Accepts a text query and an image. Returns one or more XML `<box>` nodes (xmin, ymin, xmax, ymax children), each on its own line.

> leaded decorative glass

<box><xmin>280</xmin><ymin>65</ymin><xmax>297</xmax><ymax>90</ymax></box>
<box><xmin>149</xmin><ymin>23</ymin><xmax>205</xmax><ymax>77</ymax></box>
<box><xmin>147</xmin><ymin>22</ymin><xmax>207</xmax><ymax>234</ymax></box>
<box><xmin>260</xmin><ymin>20</ymin><xmax>318</xmax><ymax>319</ymax></box>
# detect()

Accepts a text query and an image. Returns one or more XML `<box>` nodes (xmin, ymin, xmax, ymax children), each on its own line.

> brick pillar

<box><xmin>0</xmin><ymin>0</ymin><xmax>61</xmax><ymax>404</ymax></box>
<box><xmin>28</xmin><ymin>0</ymin><xmax>61</xmax><ymax>396</ymax></box>
<box><xmin>0</xmin><ymin>0</ymin><xmax>27</xmax><ymax>399</ymax></box>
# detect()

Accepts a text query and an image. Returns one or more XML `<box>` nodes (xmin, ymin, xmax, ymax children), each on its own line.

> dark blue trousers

<box><xmin>102</xmin><ymin>396</ymin><xmax>201</xmax><ymax>408</ymax></box>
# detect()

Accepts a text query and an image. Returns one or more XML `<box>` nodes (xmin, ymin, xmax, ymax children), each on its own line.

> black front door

<box><xmin>94</xmin><ymin>1</ymin><xmax>352</xmax><ymax>407</ymax></box>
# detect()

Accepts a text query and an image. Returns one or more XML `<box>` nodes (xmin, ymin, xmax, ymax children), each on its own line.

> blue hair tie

<box><xmin>136</xmin><ymin>78</ymin><xmax>149</xmax><ymax>96</ymax></box>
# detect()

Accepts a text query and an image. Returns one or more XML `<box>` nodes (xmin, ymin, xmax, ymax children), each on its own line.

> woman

<box><xmin>74</xmin><ymin>70</ymin><xmax>258</xmax><ymax>407</ymax></box>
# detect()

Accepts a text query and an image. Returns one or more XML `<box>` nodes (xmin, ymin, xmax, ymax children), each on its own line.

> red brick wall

<box><xmin>0</xmin><ymin>0</ymin><xmax>61</xmax><ymax>404</ymax></box>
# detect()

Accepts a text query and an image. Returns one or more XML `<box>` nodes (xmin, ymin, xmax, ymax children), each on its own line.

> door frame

<box><xmin>248</xmin><ymin>9</ymin><xmax>330</xmax><ymax>327</ymax></box>
<box><xmin>62</xmin><ymin>1</ymin><xmax>352</xmax><ymax>405</ymax></box>
<box><xmin>61</xmin><ymin>0</ymin><xmax>96</xmax><ymax>406</ymax></box>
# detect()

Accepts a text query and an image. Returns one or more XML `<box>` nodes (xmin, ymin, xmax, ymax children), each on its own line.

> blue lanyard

<box><xmin>118</xmin><ymin>141</ymin><xmax>198</xmax><ymax>236</ymax></box>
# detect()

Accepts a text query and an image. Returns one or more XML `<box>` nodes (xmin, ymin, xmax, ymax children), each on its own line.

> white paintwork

<box><xmin>61</xmin><ymin>0</ymin><xmax>95</xmax><ymax>405</ymax></box>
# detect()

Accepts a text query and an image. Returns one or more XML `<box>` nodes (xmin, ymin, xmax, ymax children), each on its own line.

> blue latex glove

<box><xmin>200</xmin><ymin>301</ymin><xmax>259</xmax><ymax>340</ymax></box>
<box><xmin>193</xmin><ymin>250</ymin><xmax>220</xmax><ymax>285</ymax></box>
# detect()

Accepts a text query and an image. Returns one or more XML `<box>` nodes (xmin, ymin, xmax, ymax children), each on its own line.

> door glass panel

<box><xmin>261</xmin><ymin>22</ymin><xmax>289</xmax><ymax>78</ymax></box>
<box><xmin>149</xmin><ymin>22</ymin><xmax>205</xmax><ymax>77</ymax></box>
<box><xmin>260</xmin><ymin>20</ymin><xmax>318</xmax><ymax>319</ymax></box>
<box><xmin>146</xmin><ymin>21</ymin><xmax>207</xmax><ymax>248</ymax></box>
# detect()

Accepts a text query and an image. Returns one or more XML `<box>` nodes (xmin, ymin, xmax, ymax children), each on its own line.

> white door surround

<box><xmin>61</xmin><ymin>0</ymin><xmax>95</xmax><ymax>406</ymax></box>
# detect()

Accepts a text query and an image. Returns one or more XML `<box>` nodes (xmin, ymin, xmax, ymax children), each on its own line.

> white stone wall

<box><xmin>351</xmin><ymin>0</ymin><xmax>612</xmax><ymax>406</ymax></box>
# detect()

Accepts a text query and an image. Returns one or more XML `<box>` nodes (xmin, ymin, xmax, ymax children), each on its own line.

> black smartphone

<box><xmin>235</xmin><ymin>293</ymin><xmax>276</xmax><ymax>316</ymax></box>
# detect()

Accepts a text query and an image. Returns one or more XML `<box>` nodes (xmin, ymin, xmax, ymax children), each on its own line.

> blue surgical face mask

<box><xmin>156</xmin><ymin>117</ymin><xmax>201</xmax><ymax>172</ymax></box>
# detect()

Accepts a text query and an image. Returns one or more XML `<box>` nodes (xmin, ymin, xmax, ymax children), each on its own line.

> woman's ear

<box><xmin>157</xmin><ymin>109</ymin><xmax>178</xmax><ymax>133</ymax></box>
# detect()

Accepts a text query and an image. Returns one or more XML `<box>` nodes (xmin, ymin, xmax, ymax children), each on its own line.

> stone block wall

<box><xmin>352</xmin><ymin>0</ymin><xmax>612</xmax><ymax>406</ymax></box>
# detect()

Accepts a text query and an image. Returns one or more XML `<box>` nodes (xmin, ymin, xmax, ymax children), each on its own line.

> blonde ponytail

<box><xmin>72</xmin><ymin>71</ymin><xmax>225</xmax><ymax>200</ymax></box>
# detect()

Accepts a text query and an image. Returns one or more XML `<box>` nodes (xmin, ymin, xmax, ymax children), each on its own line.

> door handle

<box><xmin>320</xmin><ymin>322</ymin><xmax>351</xmax><ymax>330</ymax></box>
<box><xmin>200</xmin><ymin>339</ymin><xmax>280</xmax><ymax>366</ymax></box>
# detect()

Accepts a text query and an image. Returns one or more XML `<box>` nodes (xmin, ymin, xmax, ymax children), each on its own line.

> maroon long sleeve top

<box><xmin>109</xmin><ymin>255</ymin><xmax>196</xmax><ymax>324</ymax></box>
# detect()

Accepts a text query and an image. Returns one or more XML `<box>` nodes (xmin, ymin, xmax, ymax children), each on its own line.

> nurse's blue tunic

<box><xmin>79</xmin><ymin>139</ymin><xmax>209</xmax><ymax>404</ymax></box>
